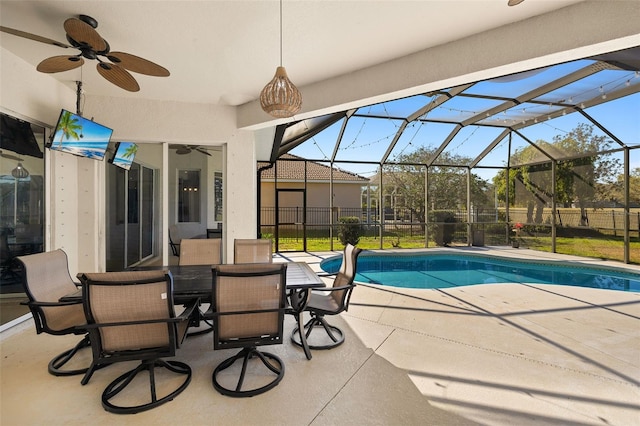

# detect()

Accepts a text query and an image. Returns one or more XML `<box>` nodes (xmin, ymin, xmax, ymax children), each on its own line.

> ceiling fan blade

<box><xmin>96</xmin><ymin>63</ymin><xmax>140</xmax><ymax>92</ymax></box>
<box><xmin>0</xmin><ymin>150</ymin><xmax>25</xmax><ymax>161</ymax></box>
<box><xmin>195</xmin><ymin>148</ymin><xmax>212</xmax><ymax>156</ymax></box>
<box><xmin>64</xmin><ymin>18</ymin><xmax>106</xmax><ymax>51</ymax></box>
<box><xmin>107</xmin><ymin>52</ymin><xmax>170</xmax><ymax>77</ymax></box>
<box><xmin>36</xmin><ymin>55</ymin><xmax>84</xmax><ymax>73</ymax></box>
<box><xmin>0</xmin><ymin>26</ymin><xmax>71</xmax><ymax>48</ymax></box>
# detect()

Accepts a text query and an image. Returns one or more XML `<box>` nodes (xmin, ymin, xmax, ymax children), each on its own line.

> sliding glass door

<box><xmin>106</xmin><ymin>161</ymin><xmax>155</xmax><ymax>271</ymax></box>
<box><xmin>0</xmin><ymin>113</ymin><xmax>45</xmax><ymax>325</ymax></box>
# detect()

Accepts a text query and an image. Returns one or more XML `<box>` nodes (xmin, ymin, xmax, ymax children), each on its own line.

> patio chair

<box><xmin>179</xmin><ymin>238</ymin><xmax>222</xmax><ymax>265</ymax></box>
<box><xmin>168</xmin><ymin>224</ymin><xmax>180</xmax><ymax>256</ymax></box>
<box><xmin>234</xmin><ymin>238</ymin><xmax>272</xmax><ymax>264</ymax></box>
<box><xmin>210</xmin><ymin>263</ymin><xmax>287</xmax><ymax>397</ymax></box>
<box><xmin>291</xmin><ymin>243</ymin><xmax>362</xmax><ymax>350</ymax></box>
<box><xmin>1</xmin><ymin>229</ymin><xmax>20</xmax><ymax>283</ymax></box>
<box><xmin>78</xmin><ymin>270</ymin><xmax>197</xmax><ymax>414</ymax></box>
<box><xmin>178</xmin><ymin>238</ymin><xmax>222</xmax><ymax>336</ymax></box>
<box><xmin>15</xmin><ymin>249</ymin><xmax>92</xmax><ymax>376</ymax></box>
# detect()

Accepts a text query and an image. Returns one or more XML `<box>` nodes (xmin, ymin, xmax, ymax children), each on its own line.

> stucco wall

<box><xmin>260</xmin><ymin>181</ymin><xmax>363</xmax><ymax>210</ymax></box>
<box><xmin>258</xmin><ymin>181</ymin><xmax>365</xmax><ymax>230</ymax></box>
<box><xmin>1</xmin><ymin>47</ymin><xmax>255</xmax><ymax>270</ymax></box>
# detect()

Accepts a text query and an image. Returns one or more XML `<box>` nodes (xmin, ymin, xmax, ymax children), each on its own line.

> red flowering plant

<box><xmin>512</xmin><ymin>222</ymin><xmax>523</xmax><ymax>236</ymax></box>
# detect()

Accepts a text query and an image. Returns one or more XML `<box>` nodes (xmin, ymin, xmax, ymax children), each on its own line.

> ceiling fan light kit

<box><xmin>11</xmin><ymin>162</ymin><xmax>29</xmax><ymax>179</ymax></box>
<box><xmin>1</xmin><ymin>14</ymin><xmax>169</xmax><ymax>92</ymax></box>
<box><xmin>260</xmin><ymin>0</ymin><xmax>302</xmax><ymax>118</ymax></box>
<box><xmin>169</xmin><ymin>144</ymin><xmax>214</xmax><ymax>156</ymax></box>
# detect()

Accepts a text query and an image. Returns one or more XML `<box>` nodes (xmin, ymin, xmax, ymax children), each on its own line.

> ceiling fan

<box><xmin>0</xmin><ymin>14</ymin><xmax>169</xmax><ymax>92</ymax></box>
<box><xmin>0</xmin><ymin>150</ymin><xmax>24</xmax><ymax>161</ymax></box>
<box><xmin>170</xmin><ymin>145</ymin><xmax>220</xmax><ymax>156</ymax></box>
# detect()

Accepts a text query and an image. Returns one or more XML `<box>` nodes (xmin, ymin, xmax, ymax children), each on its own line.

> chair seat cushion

<box><xmin>307</xmin><ymin>293</ymin><xmax>340</xmax><ymax>314</ymax></box>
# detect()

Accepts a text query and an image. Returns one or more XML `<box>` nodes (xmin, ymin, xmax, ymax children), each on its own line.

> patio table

<box><xmin>65</xmin><ymin>262</ymin><xmax>324</xmax><ymax>360</ymax></box>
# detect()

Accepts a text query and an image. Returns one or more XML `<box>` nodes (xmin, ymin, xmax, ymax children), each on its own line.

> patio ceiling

<box><xmin>274</xmin><ymin>47</ymin><xmax>640</xmax><ymax>175</ymax></box>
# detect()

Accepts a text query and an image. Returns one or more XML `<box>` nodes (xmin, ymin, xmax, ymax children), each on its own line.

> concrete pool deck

<box><xmin>1</xmin><ymin>246</ymin><xmax>638</xmax><ymax>425</ymax></box>
<box><xmin>281</xmin><ymin>247</ymin><xmax>640</xmax><ymax>425</ymax></box>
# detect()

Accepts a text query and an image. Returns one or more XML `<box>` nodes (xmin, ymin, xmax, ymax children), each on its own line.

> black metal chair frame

<box><xmin>210</xmin><ymin>264</ymin><xmax>287</xmax><ymax>397</ymax></box>
<box><xmin>79</xmin><ymin>271</ymin><xmax>197</xmax><ymax>414</ymax></box>
<box><xmin>16</xmin><ymin>249</ymin><xmax>92</xmax><ymax>376</ymax></box>
<box><xmin>291</xmin><ymin>244</ymin><xmax>362</xmax><ymax>350</ymax></box>
<box><xmin>169</xmin><ymin>228</ymin><xmax>180</xmax><ymax>256</ymax></box>
<box><xmin>23</xmin><ymin>298</ymin><xmax>92</xmax><ymax>376</ymax></box>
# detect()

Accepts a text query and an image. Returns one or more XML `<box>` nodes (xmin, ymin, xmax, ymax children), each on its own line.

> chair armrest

<box><xmin>175</xmin><ymin>298</ymin><xmax>200</xmax><ymax>344</ymax></box>
<box><xmin>311</xmin><ymin>284</ymin><xmax>355</xmax><ymax>293</ymax></box>
<box><xmin>73</xmin><ymin>300</ymin><xmax>201</xmax><ymax>335</ymax></box>
<box><xmin>214</xmin><ymin>307</ymin><xmax>283</xmax><ymax>317</ymax></box>
<box><xmin>83</xmin><ymin>316</ymin><xmax>185</xmax><ymax>329</ymax></box>
<box><xmin>176</xmin><ymin>298</ymin><xmax>200</xmax><ymax>321</ymax></box>
<box><xmin>26</xmin><ymin>299</ymin><xmax>82</xmax><ymax>307</ymax></box>
<box><xmin>202</xmin><ymin>306</ymin><xmax>214</xmax><ymax>320</ymax></box>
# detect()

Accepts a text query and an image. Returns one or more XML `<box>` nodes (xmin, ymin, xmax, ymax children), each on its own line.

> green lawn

<box><xmin>276</xmin><ymin>235</ymin><xmax>639</xmax><ymax>265</ymax></box>
<box><xmin>522</xmin><ymin>236</ymin><xmax>640</xmax><ymax>264</ymax></box>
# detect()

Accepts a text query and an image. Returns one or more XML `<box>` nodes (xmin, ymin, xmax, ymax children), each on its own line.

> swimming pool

<box><xmin>320</xmin><ymin>252</ymin><xmax>640</xmax><ymax>292</ymax></box>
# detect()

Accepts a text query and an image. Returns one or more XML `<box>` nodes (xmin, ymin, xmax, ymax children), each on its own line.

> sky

<box><xmin>290</xmin><ymin>61</ymin><xmax>640</xmax><ymax>182</ymax></box>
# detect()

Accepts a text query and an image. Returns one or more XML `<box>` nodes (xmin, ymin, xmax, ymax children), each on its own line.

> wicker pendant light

<box><xmin>260</xmin><ymin>0</ymin><xmax>302</xmax><ymax>118</ymax></box>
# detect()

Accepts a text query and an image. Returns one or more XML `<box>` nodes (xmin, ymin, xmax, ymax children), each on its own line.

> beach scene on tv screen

<box><xmin>51</xmin><ymin>110</ymin><xmax>112</xmax><ymax>160</ymax></box>
<box><xmin>112</xmin><ymin>142</ymin><xmax>138</xmax><ymax>169</ymax></box>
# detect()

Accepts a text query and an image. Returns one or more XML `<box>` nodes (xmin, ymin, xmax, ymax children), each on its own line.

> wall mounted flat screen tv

<box><xmin>110</xmin><ymin>142</ymin><xmax>138</xmax><ymax>170</ymax></box>
<box><xmin>48</xmin><ymin>109</ymin><xmax>112</xmax><ymax>160</ymax></box>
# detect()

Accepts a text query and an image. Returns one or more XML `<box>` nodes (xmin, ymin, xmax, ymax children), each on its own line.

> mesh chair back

<box><xmin>234</xmin><ymin>239</ymin><xmax>273</xmax><ymax>264</ymax></box>
<box><xmin>330</xmin><ymin>244</ymin><xmax>362</xmax><ymax>306</ymax></box>
<box><xmin>16</xmin><ymin>249</ymin><xmax>85</xmax><ymax>333</ymax></box>
<box><xmin>213</xmin><ymin>263</ymin><xmax>286</xmax><ymax>349</ymax></box>
<box><xmin>81</xmin><ymin>271</ymin><xmax>175</xmax><ymax>352</ymax></box>
<box><xmin>179</xmin><ymin>238</ymin><xmax>222</xmax><ymax>265</ymax></box>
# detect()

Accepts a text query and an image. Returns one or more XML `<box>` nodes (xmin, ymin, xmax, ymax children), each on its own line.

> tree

<box><xmin>373</xmin><ymin>147</ymin><xmax>489</xmax><ymax>226</ymax></box>
<box><xmin>608</xmin><ymin>167</ymin><xmax>640</xmax><ymax>206</ymax></box>
<box><xmin>493</xmin><ymin>123</ymin><xmax>621</xmax><ymax>224</ymax></box>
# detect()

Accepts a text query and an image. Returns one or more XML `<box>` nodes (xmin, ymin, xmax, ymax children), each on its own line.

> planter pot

<box><xmin>512</xmin><ymin>240</ymin><xmax>520</xmax><ymax>248</ymax></box>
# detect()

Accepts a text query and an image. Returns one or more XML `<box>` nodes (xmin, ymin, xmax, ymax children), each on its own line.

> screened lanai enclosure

<box><xmin>260</xmin><ymin>47</ymin><xmax>640</xmax><ymax>264</ymax></box>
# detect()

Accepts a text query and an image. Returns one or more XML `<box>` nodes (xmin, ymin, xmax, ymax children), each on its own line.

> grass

<box><xmin>276</xmin><ymin>234</ymin><xmax>639</xmax><ymax>265</ymax></box>
<box><xmin>522</xmin><ymin>236</ymin><xmax>640</xmax><ymax>264</ymax></box>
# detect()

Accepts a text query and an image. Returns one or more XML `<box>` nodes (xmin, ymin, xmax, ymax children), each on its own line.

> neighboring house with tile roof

<box><xmin>258</xmin><ymin>154</ymin><xmax>369</xmax><ymax>224</ymax></box>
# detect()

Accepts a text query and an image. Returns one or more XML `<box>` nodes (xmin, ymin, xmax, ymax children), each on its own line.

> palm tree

<box><xmin>122</xmin><ymin>143</ymin><xmax>138</xmax><ymax>158</ymax></box>
<box><xmin>56</xmin><ymin>111</ymin><xmax>82</xmax><ymax>147</ymax></box>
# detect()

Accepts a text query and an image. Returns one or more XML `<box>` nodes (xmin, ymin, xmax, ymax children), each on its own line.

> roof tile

<box><xmin>258</xmin><ymin>154</ymin><xmax>369</xmax><ymax>182</ymax></box>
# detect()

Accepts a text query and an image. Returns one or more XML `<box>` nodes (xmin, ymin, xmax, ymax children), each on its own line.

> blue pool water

<box><xmin>320</xmin><ymin>252</ymin><xmax>640</xmax><ymax>292</ymax></box>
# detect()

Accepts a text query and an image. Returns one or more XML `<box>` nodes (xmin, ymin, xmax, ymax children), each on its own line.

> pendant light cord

<box><xmin>279</xmin><ymin>0</ymin><xmax>283</xmax><ymax>67</ymax></box>
<box><xmin>76</xmin><ymin>80</ymin><xmax>83</xmax><ymax>116</ymax></box>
